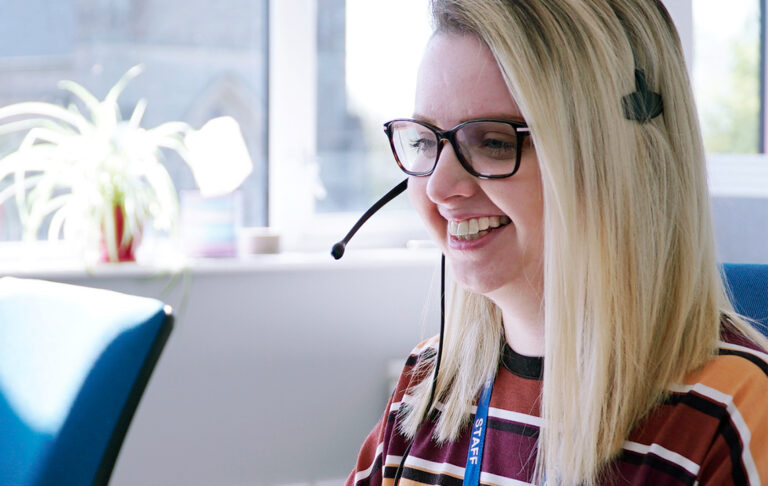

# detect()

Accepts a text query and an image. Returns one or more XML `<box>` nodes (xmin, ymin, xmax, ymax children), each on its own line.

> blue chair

<box><xmin>0</xmin><ymin>277</ymin><xmax>173</xmax><ymax>486</ymax></box>
<box><xmin>722</xmin><ymin>263</ymin><xmax>768</xmax><ymax>337</ymax></box>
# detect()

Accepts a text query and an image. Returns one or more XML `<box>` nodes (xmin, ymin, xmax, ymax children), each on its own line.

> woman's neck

<box><xmin>488</xmin><ymin>284</ymin><xmax>545</xmax><ymax>356</ymax></box>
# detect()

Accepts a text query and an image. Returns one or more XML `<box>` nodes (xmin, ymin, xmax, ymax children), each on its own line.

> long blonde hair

<box><xmin>399</xmin><ymin>1</ymin><xmax>768</xmax><ymax>485</ymax></box>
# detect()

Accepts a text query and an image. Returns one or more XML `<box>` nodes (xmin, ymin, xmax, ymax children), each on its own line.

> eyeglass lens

<box><xmin>388</xmin><ymin>120</ymin><xmax>521</xmax><ymax>177</ymax></box>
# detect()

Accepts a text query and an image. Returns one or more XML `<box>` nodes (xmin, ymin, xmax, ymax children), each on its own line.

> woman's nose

<box><xmin>425</xmin><ymin>140</ymin><xmax>476</xmax><ymax>204</ymax></box>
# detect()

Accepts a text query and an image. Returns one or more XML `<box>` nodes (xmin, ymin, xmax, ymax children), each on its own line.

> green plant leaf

<box><xmin>57</xmin><ymin>80</ymin><xmax>102</xmax><ymax>124</ymax></box>
<box><xmin>14</xmin><ymin>165</ymin><xmax>29</xmax><ymax>229</ymax></box>
<box><xmin>0</xmin><ymin>150</ymin><xmax>46</xmax><ymax>183</ymax></box>
<box><xmin>0</xmin><ymin>174</ymin><xmax>42</xmax><ymax>207</ymax></box>
<box><xmin>0</xmin><ymin>146</ymin><xmax>61</xmax><ymax>180</ymax></box>
<box><xmin>19</xmin><ymin>126</ymin><xmax>70</xmax><ymax>149</ymax></box>
<box><xmin>129</xmin><ymin>99</ymin><xmax>148</xmax><ymax>128</ymax></box>
<box><xmin>46</xmin><ymin>195</ymin><xmax>74</xmax><ymax>240</ymax></box>
<box><xmin>148</xmin><ymin>121</ymin><xmax>191</xmax><ymax>142</ymax></box>
<box><xmin>23</xmin><ymin>169</ymin><xmax>62</xmax><ymax>238</ymax></box>
<box><xmin>0</xmin><ymin>118</ymin><xmax>74</xmax><ymax>137</ymax></box>
<box><xmin>0</xmin><ymin>149</ymin><xmax>51</xmax><ymax>227</ymax></box>
<box><xmin>0</xmin><ymin>102</ymin><xmax>92</xmax><ymax>133</ymax></box>
<box><xmin>13</xmin><ymin>131</ymin><xmax>62</xmax><ymax>228</ymax></box>
<box><xmin>119</xmin><ymin>181</ymin><xmax>142</xmax><ymax>245</ymax></box>
<box><xmin>143</xmin><ymin>162</ymin><xmax>180</xmax><ymax>233</ymax></box>
<box><xmin>105</xmin><ymin>65</ymin><xmax>144</xmax><ymax>108</ymax></box>
<box><xmin>25</xmin><ymin>193</ymin><xmax>68</xmax><ymax>241</ymax></box>
<box><xmin>103</xmin><ymin>201</ymin><xmax>118</xmax><ymax>262</ymax></box>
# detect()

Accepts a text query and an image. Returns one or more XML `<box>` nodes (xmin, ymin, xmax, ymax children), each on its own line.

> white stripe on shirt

<box><xmin>354</xmin><ymin>441</ymin><xmax>385</xmax><ymax>484</ymax></box>
<box><xmin>623</xmin><ymin>440</ymin><xmax>700</xmax><ymax>476</ymax></box>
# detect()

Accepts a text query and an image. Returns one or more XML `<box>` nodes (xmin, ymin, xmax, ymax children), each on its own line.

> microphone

<box><xmin>331</xmin><ymin>178</ymin><xmax>408</xmax><ymax>259</ymax></box>
<box><xmin>331</xmin><ymin>176</ymin><xmax>445</xmax><ymax>486</ymax></box>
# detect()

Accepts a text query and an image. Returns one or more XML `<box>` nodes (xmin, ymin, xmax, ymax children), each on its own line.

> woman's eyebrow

<box><xmin>469</xmin><ymin>112</ymin><xmax>526</xmax><ymax>122</ymax></box>
<box><xmin>410</xmin><ymin>113</ymin><xmax>527</xmax><ymax>125</ymax></box>
<box><xmin>410</xmin><ymin>113</ymin><xmax>437</xmax><ymax>125</ymax></box>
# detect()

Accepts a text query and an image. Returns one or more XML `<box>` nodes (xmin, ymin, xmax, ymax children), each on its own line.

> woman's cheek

<box><xmin>407</xmin><ymin>178</ymin><xmax>445</xmax><ymax>242</ymax></box>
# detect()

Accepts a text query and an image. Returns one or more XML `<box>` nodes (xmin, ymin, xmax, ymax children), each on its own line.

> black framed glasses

<box><xmin>383</xmin><ymin>118</ymin><xmax>530</xmax><ymax>179</ymax></box>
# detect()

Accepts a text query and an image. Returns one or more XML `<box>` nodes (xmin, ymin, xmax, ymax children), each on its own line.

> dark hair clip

<box><xmin>622</xmin><ymin>69</ymin><xmax>663</xmax><ymax>123</ymax></box>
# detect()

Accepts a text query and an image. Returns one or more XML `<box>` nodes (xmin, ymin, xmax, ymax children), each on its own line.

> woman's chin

<box><xmin>451</xmin><ymin>269</ymin><xmax>506</xmax><ymax>297</ymax></box>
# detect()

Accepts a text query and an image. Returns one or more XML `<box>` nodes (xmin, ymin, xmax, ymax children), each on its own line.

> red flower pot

<box><xmin>99</xmin><ymin>204</ymin><xmax>141</xmax><ymax>262</ymax></box>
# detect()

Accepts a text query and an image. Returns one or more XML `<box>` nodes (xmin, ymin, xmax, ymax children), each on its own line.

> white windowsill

<box><xmin>0</xmin><ymin>243</ymin><xmax>441</xmax><ymax>280</ymax></box>
<box><xmin>707</xmin><ymin>154</ymin><xmax>768</xmax><ymax>198</ymax></box>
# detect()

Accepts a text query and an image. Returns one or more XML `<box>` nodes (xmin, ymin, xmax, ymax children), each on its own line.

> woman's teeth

<box><xmin>448</xmin><ymin>215</ymin><xmax>511</xmax><ymax>241</ymax></box>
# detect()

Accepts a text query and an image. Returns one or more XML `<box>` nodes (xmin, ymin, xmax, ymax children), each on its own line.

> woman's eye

<box><xmin>483</xmin><ymin>138</ymin><xmax>514</xmax><ymax>149</ymax></box>
<box><xmin>480</xmin><ymin>137</ymin><xmax>517</xmax><ymax>157</ymax></box>
<box><xmin>408</xmin><ymin>137</ymin><xmax>437</xmax><ymax>153</ymax></box>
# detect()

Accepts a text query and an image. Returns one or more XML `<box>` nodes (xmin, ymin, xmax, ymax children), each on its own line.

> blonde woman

<box><xmin>347</xmin><ymin>1</ymin><xmax>768</xmax><ymax>485</ymax></box>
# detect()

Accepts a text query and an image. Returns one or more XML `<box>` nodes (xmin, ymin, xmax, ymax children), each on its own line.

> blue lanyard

<box><xmin>463</xmin><ymin>379</ymin><xmax>494</xmax><ymax>485</ymax></box>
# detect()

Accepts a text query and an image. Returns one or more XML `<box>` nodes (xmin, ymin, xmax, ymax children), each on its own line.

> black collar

<box><xmin>501</xmin><ymin>344</ymin><xmax>543</xmax><ymax>380</ymax></box>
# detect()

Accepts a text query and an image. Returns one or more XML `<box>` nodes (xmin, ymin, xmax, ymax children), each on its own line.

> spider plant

<box><xmin>0</xmin><ymin>65</ymin><xmax>252</xmax><ymax>262</ymax></box>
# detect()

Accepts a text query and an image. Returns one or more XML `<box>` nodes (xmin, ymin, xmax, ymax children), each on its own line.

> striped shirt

<box><xmin>348</xmin><ymin>329</ymin><xmax>768</xmax><ymax>485</ymax></box>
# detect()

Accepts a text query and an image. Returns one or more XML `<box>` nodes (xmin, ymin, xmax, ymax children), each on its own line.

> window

<box><xmin>269</xmin><ymin>0</ymin><xmax>433</xmax><ymax>251</ymax></box>
<box><xmin>688</xmin><ymin>0</ymin><xmax>768</xmax><ymax>200</ymax></box>
<box><xmin>692</xmin><ymin>0</ymin><xmax>763</xmax><ymax>153</ymax></box>
<box><xmin>0</xmin><ymin>0</ymin><xmax>269</xmax><ymax>241</ymax></box>
<box><xmin>315</xmin><ymin>0</ymin><xmax>431</xmax><ymax>214</ymax></box>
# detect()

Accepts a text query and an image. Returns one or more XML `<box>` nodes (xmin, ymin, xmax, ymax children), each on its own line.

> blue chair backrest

<box><xmin>721</xmin><ymin>263</ymin><xmax>768</xmax><ymax>337</ymax></box>
<box><xmin>0</xmin><ymin>278</ymin><xmax>173</xmax><ymax>486</ymax></box>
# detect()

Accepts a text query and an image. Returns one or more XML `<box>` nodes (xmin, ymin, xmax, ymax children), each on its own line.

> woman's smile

<box><xmin>447</xmin><ymin>215</ymin><xmax>511</xmax><ymax>241</ymax></box>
